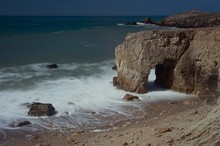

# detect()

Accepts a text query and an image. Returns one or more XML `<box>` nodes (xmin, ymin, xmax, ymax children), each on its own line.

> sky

<box><xmin>0</xmin><ymin>0</ymin><xmax>219</xmax><ymax>16</ymax></box>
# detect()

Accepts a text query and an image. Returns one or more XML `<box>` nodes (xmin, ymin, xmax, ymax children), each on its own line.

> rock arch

<box><xmin>114</xmin><ymin>28</ymin><xmax>220</xmax><ymax>102</ymax></box>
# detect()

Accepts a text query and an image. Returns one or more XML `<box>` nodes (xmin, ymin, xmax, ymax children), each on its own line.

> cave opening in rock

<box><xmin>154</xmin><ymin>59</ymin><xmax>176</xmax><ymax>89</ymax></box>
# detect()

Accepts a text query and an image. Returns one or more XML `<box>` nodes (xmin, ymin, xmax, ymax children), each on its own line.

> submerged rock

<box><xmin>28</xmin><ymin>102</ymin><xmax>56</xmax><ymax>117</ymax></box>
<box><xmin>46</xmin><ymin>64</ymin><xmax>58</xmax><ymax>69</ymax></box>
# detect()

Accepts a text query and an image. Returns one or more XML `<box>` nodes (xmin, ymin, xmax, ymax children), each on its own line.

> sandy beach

<box><xmin>2</xmin><ymin>97</ymin><xmax>213</xmax><ymax>146</ymax></box>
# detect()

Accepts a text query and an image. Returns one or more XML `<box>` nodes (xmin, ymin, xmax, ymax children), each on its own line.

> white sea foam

<box><xmin>117</xmin><ymin>23</ymin><xmax>125</xmax><ymax>26</ymax></box>
<box><xmin>0</xmin><ymin>62</ymin><xmax>194</xmax><ymax>130</ymax></box>
<box><xmin>53</xmin><ymin>31</ymin><xmax>64</xmax><ymax>34</ymax></box>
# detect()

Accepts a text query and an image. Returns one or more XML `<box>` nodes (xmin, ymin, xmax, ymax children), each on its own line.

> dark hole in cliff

<box><xmin>154</xmin><ymin>59</ymin><xmax>176</xmax><ymax>89</ymax></box>
<box><xmin>147</xmin><ymin>69</ymin><xmax>166</xmax><ymax>92</ymax></box>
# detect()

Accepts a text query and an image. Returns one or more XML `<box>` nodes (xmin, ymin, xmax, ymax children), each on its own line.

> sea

<box><xmin>0</xmin><ymin>16</ymin><xmax>192</xmax><ymax>135</ymax></box>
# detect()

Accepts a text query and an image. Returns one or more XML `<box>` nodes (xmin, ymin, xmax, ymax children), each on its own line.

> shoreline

<box><xmin>3</xmin><ymin>96</ymin><xmax>212</xmax><ymax>146</ymax></box>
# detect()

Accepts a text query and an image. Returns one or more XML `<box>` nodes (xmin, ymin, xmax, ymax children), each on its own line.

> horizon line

<box><xmin>0</xmin><ymin>14</ymin><xmax>169</xmax><ymax>17</ymax></box>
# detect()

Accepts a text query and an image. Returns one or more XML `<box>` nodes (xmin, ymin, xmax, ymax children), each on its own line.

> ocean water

<box><xmin>0</xmin><ymin>16</ymin><xmax>192</xmax><ymax>132</ymax></box>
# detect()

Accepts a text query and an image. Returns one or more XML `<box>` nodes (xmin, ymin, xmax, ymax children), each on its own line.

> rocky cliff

<box><xmin>114</xmin><ymin>27</ymin><xmax>220</xmax><ymax>103</ymax></box>
<box><xmin>156</xmin><ymin>10</ymin><xmax>220</xmax><ymax>28</ymax></box>
<box><xmin>179</xmin><ymin>100</ymin><xmax>220</xmax><ymax>146</ymax></box>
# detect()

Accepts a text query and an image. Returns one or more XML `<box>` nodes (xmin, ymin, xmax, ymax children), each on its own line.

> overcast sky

<box><xmin>0</xmin><ymin>0</ymin><xmax>219</xmax><ymax>16</ymax></box>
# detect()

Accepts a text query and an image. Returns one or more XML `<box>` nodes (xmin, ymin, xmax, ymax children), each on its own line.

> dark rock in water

<box><xmin>156</xmin><ymin>10</ymin><xmax>220</xmax><ymax>28</ymax></box>
<box><xmin>46</xmin><ymin>64</ymin><xmax>58</xmax><ymax>69</ymax></box>
<box><xmin>28</xmin><ymin>102</ymin><xmax>55</xmax><ymax>117</ymax></box>
<box><xmin>112</xmin><ymin>65</ymin><xmax>117</xmax><ymax>71</ymax></box>
<box><xmin>141</xmin><ymin>17</ymin><xmax>153</xmax><ymax>24</ymax></box>
<box><xmin>126</xmin><ymin>22</ymin><xmax>137</xmax><ymax>25</ymax></box>
<box><xmin>123</xmin><ymin>94</ymin><xmax>139</xmax><ymax>101</ymax></box>
<box><xmin>15</xmin><ymin>121</ymin><xmax>32</xmax><ymax>127</ymax></box>
<box><xmin>9</xmin><ymin>120</ymin><xmax>32</xmax><ymax>127</ymax></box>
<box><xmin>113</xmin><ymin>77</ymin><xmax>118</xmax><ymax>86</ymax></box>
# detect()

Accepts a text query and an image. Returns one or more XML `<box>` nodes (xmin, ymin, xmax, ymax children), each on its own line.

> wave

<box><xmin>117</xmin><ymin>23</ymin><xmax>125</xmax><ymax>26</ymax></box>
<box><xmin>0</xmin><ymin>61</ymin><xmax>127</xmax><ymax>128</ymax></box>
<box><xmin>0</xmin><ymin>61</ymin><xmax>193</xmax><ymax>131</ymax></box>
<box><xmin>53</xmin><ymin>31</ymin><xmax>64</xmax><ymax>34</ymax></box>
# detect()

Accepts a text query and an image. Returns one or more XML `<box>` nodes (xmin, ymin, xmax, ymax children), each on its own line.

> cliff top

<box><xmin>156</xmin><ymin>10</ymin><xmax>220</xmax><ymax>28</ymax></box>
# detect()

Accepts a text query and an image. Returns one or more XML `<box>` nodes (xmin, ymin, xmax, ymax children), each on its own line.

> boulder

<box><xmin>115</xmin><ymin>27</ymin><xmax>220</xmax><ymax>102</ymax></box>
<box><xmin>123</xmin><ymin>94</ymin><xmax>139</xmax><ymax>101</ymax></box>
<box><xmin>156</xmin><ymin>10</ymin><xmax>220</xmax><ymax>28</ymax></box>
<box><xmin>28</xmin><ymin>102</ymin><xmax>56</xmax><ymax>117</ymax></box>
<box><xmin>46</xmin><ymin>64</ymin><xmax>58</xmax><ymax>69</ymax></box>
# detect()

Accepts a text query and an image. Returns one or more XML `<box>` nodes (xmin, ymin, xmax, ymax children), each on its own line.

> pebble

<box><xmin>166</xmin><ymin>138</ymin><xmax>174</xmax><ymax>144</ymax></box>
<box><xmin>168</xmin><ymin>101</ymin><xmax>176</xmax><ymax>104</ymax></box>
<box><xmin>130</xmin><ymin>140</ymin><xmax>134</xmax><ymax>144</ymax></box>
<box><xmin>123</xmin><ymin>121</ymin><xmax>131</xmax><ymax>127</ymax></box>
<box><xmin>61</xmin><ymin>112</ymin><xmax>69</xmax><ymax>116</ymax></box>
<box><xmin>189</xmin><ymin>110</ymin><xmax>198</xmax><ymax>115</ymax></box>
<box><xmin>107</xmin><ymin>135</ymin><xmax>112</xmax><ymax>139</ymax></box>
<box><xmin>183</xmin><ymin>101</ymin><xmax>191</xmax><ymax>105</ymax></box>
<box><xmin>73</xmin><ymin>130</ymin><xmax>84</xmax><ymax>135</ymax></box>
<box><xmin>47</xmin><ymin>124</ymin><xmax>53</xmax><ymax>128</ymax></box>
<box><xmin>156</xmin><ymin>128</ymin><xmax>172</xmax><ymax>134</ymax></box>
<box><xmin>122</xmin><ymin>142</ymin><xmax>128</xmax><ymax>146</ymax></box>
<box><xmin>66</xmin><ymin>137</ymin><xmax>75</xmax><ymax>143</ymax></box>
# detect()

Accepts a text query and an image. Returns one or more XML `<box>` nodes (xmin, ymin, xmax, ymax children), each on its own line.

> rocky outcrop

<box><xmin>156</xmin><ymin>10</ymin><xmax>220</xmax><ymax>28</ymax></box>
<box><xmin>140</xmin><ymin>18</ymin><xmax>153</xmax><ymax>24</ymax></box>
<box><xmin>179</xmin><ymin>103</ymin><xmax>220</xmax><ymax>146</ymax></box>
<box><xmin>28</xmin><ymin>102</ymin><xmax>56</xmax><ymax>117</ymax></box>
<box><xmin>114</xmin><ymin>27</ymin><xmax>220</xmax><ymax>102</ymax></box>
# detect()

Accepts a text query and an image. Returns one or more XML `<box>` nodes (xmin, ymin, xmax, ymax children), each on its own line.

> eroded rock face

<box><xmin>115</xmin><ymin>27</ymin><xmax>220</xmax><ymax>102</ymax></box>
<box><xmin>179</xmin><ymin>103</ymin><xmax>220</xmax><ymax>146</ymax></box>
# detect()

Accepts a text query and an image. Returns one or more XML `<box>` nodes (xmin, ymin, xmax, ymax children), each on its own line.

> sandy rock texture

<box><xmin>179</xmin><ymin>103</ymin><xmax>220</xmax><ymax>146</ymax></box>
<box><xmin>115</xmin><ymin>27</ymin><xmax>220</xmax><ymax>103</ymax></box>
